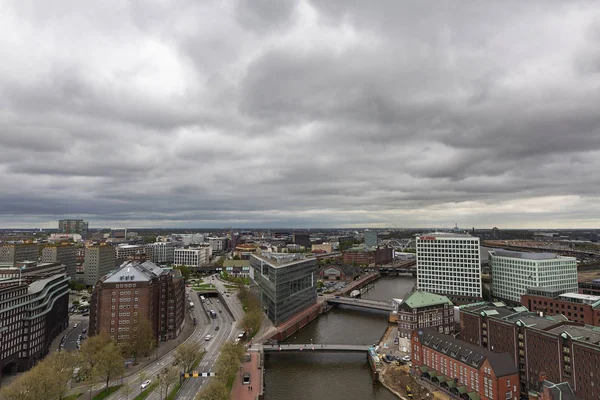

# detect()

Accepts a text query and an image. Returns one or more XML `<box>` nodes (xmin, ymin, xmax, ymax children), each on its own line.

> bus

<box><xmin>209</xmin><ymin>310</ymin><xmax>217</xmax><ymax>319</ymax></box>
<box><xmin>200</xmin><ymin>296</ymin><xmax>205</xmax><ymax>303</ymax></box>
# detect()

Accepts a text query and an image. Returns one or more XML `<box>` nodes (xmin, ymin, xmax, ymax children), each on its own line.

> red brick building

<box><xmin>460</xmin><ymin>302</ymin><xmax>600</xmax><ymax>399</ymax></box>
<box><xmin>521</xmin><ymin>288</ymin><xmax>600</xmax><ymax>327</ymax></box>
<box><xmin>89</xmin><ymin>260</ymin><xmax>185</xmax><ymax>345</ymax></box>
<box><xmin>342</xmin><ymin>245</ymin><xmax>393</xmax><ymax>265</ymax></box>
<box><xmin>412</xmin><ymin>328</ymin><xmax>520</xmax><ymax>400</ymax></box>
<box><xmin>317</xmin><ymin>265</ymin><xmax>359</xmax><ymax>282</ymax></box>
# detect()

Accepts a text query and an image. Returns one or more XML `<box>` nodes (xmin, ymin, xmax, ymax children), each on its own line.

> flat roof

<box><xmin>491</xmin><ymin>249</ymin><xmax>559</xmax><ymax>260</ymax></box>
<box><xmin>419</xmin><ymin>232</ymin><xmax>476</xmax><ymax>238</ymax></box>
<box><xmin>251</xmin><ymin>253</ymin><xmax>314</xmax><ymax>267</ymax></box>
<box><xmin>559</xmin><ymin>293</ymin><xmax>600</xmax><ymax>302</ymax></box>
<box><xmin>547</xmin><ymin>325</ymin><xmax>600</xmax><ymax>345</ymax></box>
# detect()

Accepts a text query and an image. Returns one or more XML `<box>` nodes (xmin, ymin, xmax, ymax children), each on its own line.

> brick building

<box><xmin>579</xmin><ymin>279</ymin><xmax>600</xmax><ymax>296</ymax></box>
<box><xmin>412</xmin><ymin>328</ymin><xmax>520</xmax><ymax>400</ymax></box>
<box><xmin>521</xmin><ymin>287</ymin><xmax>600</xmax><ymax>326</ymax></box>
<box><xmin>89</xmin><ymin>261</ymin><xmax>186</xmax><ymax>345</ymax></box>
<box><xmin>460</xmin><ymin>302</ymin><xmax>600</xmax><ymax>399</ymax></box>
<box><xmin>317</xmin><ymin>264</ymin><xmax>359</xmax><ymax>282</ymax></box>
<box><xmin>342</xmin><ymin>245</ymin><xmax>393</xmax><ymax>266</ymax></box>
<box><xmin>0</xmin><ymin>274</ymin><xmax>69</xmax><ymax>378</ymax></box>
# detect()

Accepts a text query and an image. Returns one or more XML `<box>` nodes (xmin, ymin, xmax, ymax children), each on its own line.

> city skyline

<box><xmin>2</xmin><ymin>1</ymin><xmax>600</xmax><ymax>229</ymax></box>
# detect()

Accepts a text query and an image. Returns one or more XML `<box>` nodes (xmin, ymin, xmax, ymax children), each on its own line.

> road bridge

<box><xmin>327</xmin><ymin>297</ymin><xmax>392</xmax><ymax>311</ymax></box>
<box><xmin>260</xmin><ymin>343</ymin><xmax>370</xmax><ymax>353</ymax></box>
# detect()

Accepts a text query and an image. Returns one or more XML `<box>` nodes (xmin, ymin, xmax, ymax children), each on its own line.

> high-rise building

<box><xmin>42</xmin><ymin>244</ymin><xmax>77</xmax><ymax>279</ymax></box>
<box><xmin>206</xmin><ymin>237</ymin><xmax>227</xmax><ymax>253</ymax></box>
<box><xmin>250</xmin><ymin>253</ymin><xmax>316</xmax><ymax>325</ymax></box>
<box><xmin>174</xmin><ymin>247</ymin><xmax>210</xmax><ymax>269</ymax></box>
<box><xmin>84</xmin><ymin>245</ymin><xmax>115</xmax><ymax>286</ymax></box>
<box><xmin>0</xmin><ymin>243</ymin><xmax>39</xmax><ymax>267</ymax></box>
<box><xmin>0</xmin><ymin>274</ymin><xmax>69</xmax><ymax>377</ymax></box>
<box><xmin>364</xmin><ymin>230</ymin><xmax>378</xmax><ymax>247</ymax></box>
<box><xmin>489</xmin><ymin>250</ymin><xmax>578</xmax><ymax>304</ymax></box>
<box><xmin>292</xmin><ymin>233</ymin><xmax>311</xmax><ymax>249</ymax></box>
<box><xmin>416</xmin><ymin>233</ymin><xmax>482</xmax><ymax>301</ymax></box>
<box><xmin>115</xmin><ymin>244</ymin><xmax>149</xmax><ymax>263</ymax></box>
<box><xmin>89</xmin><ymin>261</ymin><xmax>185</xmax><ymax>344</ymax></box>
<box><xmin>148</xmin><ymin>242</ymin><xmax>175</xmax><ymax>264</ymax></box>
<box><xmin>58</xmin><ymin>219</ymin><xmax>89</xmax><ymax>238</ymax></box>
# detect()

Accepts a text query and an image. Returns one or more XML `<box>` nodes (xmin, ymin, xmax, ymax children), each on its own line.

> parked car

<box><xmin>215</xmin><ymin>326</ymin><xmax>220</xmax><ymax>331</ymax></box>
<box><xmin>205</xmin><ymin>335</ymin><xmax>212</xmax><ymax>341</ymax></box>
<box><xmin>140</xmin><ymin>380</ymin><xmax>151</xmax><ymax>390</ymax></box>
<box><xmin>401</xmin><ymin>355</ymin><xmax>411</xmax><ymax>363</ymax></box>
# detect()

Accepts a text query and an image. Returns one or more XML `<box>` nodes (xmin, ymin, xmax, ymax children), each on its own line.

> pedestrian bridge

<box><xmin>327</xmin><ymin>297</ymin><xmax>392</xmax><ymax>311</ymax></box>
<box><xmin>261</xmin><ymin>344</ymin><xmax>370</xmax><ymax>353</ymax></box>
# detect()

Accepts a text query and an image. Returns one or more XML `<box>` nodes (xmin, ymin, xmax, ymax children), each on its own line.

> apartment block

<box><xmin>489</xmin><ymin>250</ymin><xmax>577</xmax><ymax>304</ymax></box>
<box><xmin>89</xmin><ymin>261</ymin><xmax>185</xmax><ymax>344</ymax></box>
<box><xmin>58</xmin><ymin>219</ymin><xmax>88</xmax><ymax>237</ymax></box>
<box><xmin>460</xmin><ymin>302</ymin><xmax>600</xmax><ymax>398</ymax></box>
<box><xmin>147</xmin><ymin>242</ymin><xmax>174</xmax><ymax>264</ymax></box>
<box><xmin>84</xmin><ymin>245</ymin><xmax>115</xmax><ymax>286</ymax></box>
<box><xmin>250</xmin><ymin>253</ymin><xmax>316</xmax><ymax>325</ymax></box>
<box><xmin>412</xmin><ymin>328</ymin><xmax>519</xmax><ymax>400</ymax></box>
<box><xmin>42</xmin><ymin>244</ymin><xmax>77</xmax><ymax>279</ymax></box>
<box><xmin>0</xmin><ymin>274</ymin><xmax>69</xmax><ymax>378</ymax></box>
<box><xmin>416</xmin><ymin>233</ymin><xmax>482</xmax><ymax>301</ymax></box>
<box><xmin>0</xmin><ymin>244</ymin><xmax>39</xmax><ymax>267</ymax></box>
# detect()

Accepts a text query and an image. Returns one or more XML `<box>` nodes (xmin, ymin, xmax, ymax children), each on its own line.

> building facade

<box><xmin>42</xmin><ymin>244</ymin><xmax>77</xmax><ymax>279</ymax></box>
<box><xmin>317</xmin><ymin>265</ymin><xmax>359</xmax><ymax>282</ymax></box>
<box><xmin>364</xmin><ymin>231</ymin><xmax>378</xmax><ymax>247</ymax></box>
<box><xmin>460</xmin><ymin>302</ymin><xmax>600</xmax><ymax>398</ymax></box>
<box><xmin>292</xmin><ymin>233</ymin><xmax>311</xmax><ymax>249</ymax></box>
<box><xmin>0</xmin><ymin>244</ymin><xmax>39</xmax><ymax>267</ymax></box>
<box><xmin>342</xmin><ymin>246</ymin><xmax>393</xmax><ymax>265</ymax></box>
<box><xmin>250</xmin><ymin>253</ymin><xmax>316</xmax><ymax>325</ymax></box>
<box><xmin>396</xmin><ymin>291</ymin><xmax>454</xmax><ymax>346</ymax></box>
<box><xmin>223</xmin><ymin>260</ymin><xmax>251</xmax><ymax>276</ymax></box>
<box><xmin>58</xmin><ymin>219</ymin><xmax>88</xmax><ymax>237</ymax></box>
<box><xmin>174</xmin><ymin>247</ymin><xmax>209</xmax><ymax>268</ymax></box>
<box><xmin>311</xmin><ymin>243</ymin><xmax>333</xmax><ymax>253</ymax></box>
<box><xmin>115</xmin><ymin>244</ymin><xmax>149</xmax><ymax>263</ymax></box>
<box><xmin>579</xmin><ymin>279</ymin><xmax>600</xmax><ymax>296</ymax></box>
<box><xmin>89</xmin><ymin>261</ymin><xmax>185</xmax><ymax>345</ymax></box>
<box><xmin>148</xmin><ymin>242</ymin><xmax>175</xmax><ymax>264</ymax></box>
<box><xmin>412</xmin><ymin>328</ymin><xmax>520</xmax><ymax>400</ymax></box>
<box><xmin>416</xmin><ymin>233</ymin><xmax>482</xmax><ymax>301</ymax></box>
<box><xmin>84</xmin><ymin>245</ymin><xmax>115</xmax><ymax>286</ymax></box>
<box><xmin>0</xmin><ymin>274</ymin><xmax>70</xmax><ymax>378</ymax></box>
<box><xmin>521</xmin><ymin>288</ymin><xmax>600</xmax><ymax>326</ymax></box>
<box><xmin>489</xmin><ymin>250</ymin><xmax>577</xmax><ymax>304</ymax></box>
<box><xmin>206</xmin><ymin>237</ymin><xmax>227</xmax><ymax>253</ymax></box>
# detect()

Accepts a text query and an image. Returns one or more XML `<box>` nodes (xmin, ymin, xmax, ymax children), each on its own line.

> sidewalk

<box><xmin>229</xmin><ymin>351</ymin><xmax>262</xmax><ymax>400</ymax></box>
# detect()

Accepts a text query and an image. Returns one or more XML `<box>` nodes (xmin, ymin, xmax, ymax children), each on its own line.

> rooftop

<box><xmin>417</xmin><ymin>328</ymin><xmax>517</xmax><ymax>377</ymax></box>
<box><xmin>28</xmin><ymin>273</ymin><xmax>67</xmax><ymax>294</ymax></box>
<box><xmin>547</xmin><ymin>324</ymin><xmax>600</xmax><ymax>346</ymax></box>
<box><xmin>418</xmin><ymin>232</ymin><xmax>477</xmax><ymax>239</ymax></box>
<box><xmin>402</xmin><ymin>290</ymin><xmax>453</xmax><ymax>309</ymax></box>
<box><xmin>559</xmin><ymin>293</ymin><xmax>600</xmax><ymax>304</ymax></box>
<box><xmin>103</xmin><ymin>260</ymin><xmax>166</xmax><ymax>283</ymax></box>
<box><xmin>491</xmin><ymin>249</ymin><xmax>560</xmax><ymax>260</ymax></box>
<box><xmin>252</xmin><ymin>252</ymin><xmax>315</xmax><ymax>267</ymax></box>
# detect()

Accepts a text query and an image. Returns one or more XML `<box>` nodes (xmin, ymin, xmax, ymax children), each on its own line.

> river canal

<box><xmin>264</xmin><ymin>275</ymin><xmax>416</xmax><ymax>400</ymax></box>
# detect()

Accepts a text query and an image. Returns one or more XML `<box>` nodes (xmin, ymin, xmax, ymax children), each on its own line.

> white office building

<box><xmin>489</xmin><ymin>250</ymin><xmax>578</xmax><ymax>303</ymax></box>
<box><xmin>416</xmin><ymin>233</ymin><xmax>482</xmax><ymax>299</ymax></box>
<box><xmin>206</xmin><ymin>237</ymin><xmax>227</xmax><ymax>253</ymax></box>
<box><xmin>148</xmin><ymin>242</ymin><xmax>175</xmax><ymax>264</ymax></box>
<box><xmin>114</xmin><ymin>244</ymin><xmax>148</xmax><ymax>260</ymax></box>
<box><xmin>174</xmin><ymin>247</ymin><xmax>210</xmax><ymax>268</ymax></box>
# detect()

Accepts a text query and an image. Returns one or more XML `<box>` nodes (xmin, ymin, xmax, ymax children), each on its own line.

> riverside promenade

<box><xmin>230</xmin><ymin>350</ymin><xmax>263</xmax><ymax>400</ymax></box>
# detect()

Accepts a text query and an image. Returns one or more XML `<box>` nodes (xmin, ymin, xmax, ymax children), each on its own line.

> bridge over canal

<box><xmin>326</xmin><ymin>297</ymin><xmax>392</xmax><ymax>311</ymax></box>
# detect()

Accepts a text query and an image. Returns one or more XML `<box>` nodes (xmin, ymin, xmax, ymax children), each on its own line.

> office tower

<box><xmin>364</xmin><ymin>230</ymin><xmax>378</xmax><ymax>247</ymax></box>
<box><xmin>84</xmin><ymin>245</ymin><xmax>115</xmax><ymax>286</ymax></box>
<box><xmin>292</xmin><ymin>233</ymin><xmax>311</xmax><ymax>249</ymax></box>
<box><xmin>58</xmin><ymin>219</ymin><xmax>89</xmax><ymax>238</ymax></box>
<box><xmin>148</xmin><ymin>242</ymin><xmax>175</xmax><ymax>264</ymax></box>
<box><xmin>42</xmin><ymin>244</ymin><xmax>77</xmax><ymax>279</ymax></box>
<box><xmin>0</xmin><ymin>243</ymin><xmax>39</xmax><ymax>267</ymax></box>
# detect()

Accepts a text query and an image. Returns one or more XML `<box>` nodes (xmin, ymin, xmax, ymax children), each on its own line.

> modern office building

<box><xmin>416</xmin><ymin>233</ymin><xmax>482</xmax><ymax>301</ymax></box>
<box><xmin>0</xmin><ymin>274</ymin><xmax>70</xmax><ymax>378</ymax></box>
<box><xmin>58</xmin><ymin>219</ymin><xmax>88</xmax><ymax>238</ymax></box>
<box><xmin>489</xmin><ymin>250</ymin><xmax>577</xmax><ymax>304</ymax></box>
<box><xmin>292</xmin><ymin>233</ymin><xmax>311</xmax><ymax>249</ymax></box>
<box><xmin>0</xmin><ymin>262</ymin><xmax>66</xmax><ymax>285</ymax></box>
<box><xmin>412</xmin><ymin>328</ymin><xmax>520</xmax><ymax>400</ymax></box>
<box><xmin>395</xmin><ymin>291</ymin><xmax>454</xmax><ymax>347</ymax></box>
<box><xmin>206</xmin><ymin>237</ymin><xmax>227</xmax><ymax>253</ymax></box>
<box><xmin>89</xmin><ymin>261</ymin><xmax>185</xmax><ymax>344</ymax></box>
<box><xmin>0</xmin><ymin>243</ymin><xmax>39</xmax><ymax>267</ymax></box>
<box><xmin>364</xmin><ymin>230</ymin><xmax>378</xmax><ymax>247</ymax></box>
<box><xmin>115</xmin><ymin>244</ymin><xmax>149</xmax><ymax>263</ymax></box>
<box><xmin>579</xmin><ymin>279</ymin><xmax>600</xmax><ymax>296</ymax></box>
<box><xmin>460</xmin><ymin>302</ymin><xmax>600</xmax><ymax>398</ymax></box>
<box><xmin>84</xmin><ymin>245</ymin><xmax>115</xmax><ymax>286</ymax></box>
<box><xmin>521</xmin><ymin>287</ymin><xmax>600</xmax><ymax>326</ymax></box>
<box><xmin>42</xmin><ymin>244</ymin><xmax>77</xmax><ymax>279</ymax></box>
<box><xmin>174</xmin><ymin>247</ymin><xmax>210</xmax><ymax>268</ymax></box>
<box><xmin>148</xmin><ymin>242</ymin><xmax>175</xmax><ymax>264</ymax></box>
<box><xmin>250</xmin><ymin>253</ymin><xmax>317</xmax><ymax>325</ymax></box>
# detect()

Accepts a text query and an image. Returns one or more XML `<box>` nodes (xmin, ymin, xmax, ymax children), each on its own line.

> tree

<box><xmin>174</xmin><ymin>265</ymin><xmax>190</xmax><ymax>281</ymax></box>
<box><xmin>195</xmin><ymin>380</ymin><xmax>229</xmax><ymax>400</ymax></box>
<box><xmin>174</xmin><ymin>341</ymin><xmax>203</xmax><ymax>374</ymax></box>
<box><xmin>0</xmin><ymin>373</ymin><xmax>33</xmax><ymax>400</ymax></box>
<box><xmin>137</xmin><ymin>371</ymin><xmax>149</xmax><ymax>394</ymax></box>
<box><xmin>94</xmin><ymin>341</ymin><xmax>125</xmax><ymax>391</ymax></box>
<box><xmin>80</xmin><ymin>333</ymin><xmax>111</xmax><ymax>373</ymax></box>
<box><xmin>123</xmin><ymin>317</ymin><xmax>156</xmax><ymax>364</ymax></box>
<box><xmin>44</xmin><ymin>351</ymin><xmax>76</xmax><ymax>400</ymax></box>
<box><xmin>157</xmin><ymin>366</ymin><xmax>179</xmax><ymax>400</ymax></box>
<box><xmin>122</xmin><ymin>384</ymin><xmax>133</xmax><ymax>400</ymax></box>
<box><xmin>215</xmin><ymin>343</ymin><xmax>245</xmax><ymax>389</ymax></box>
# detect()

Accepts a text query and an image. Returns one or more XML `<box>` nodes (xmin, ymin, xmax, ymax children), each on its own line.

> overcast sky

<box><xmin>1</xmin><ymin>1</ymin><xmax>600</xmax><ymax>229</ymax></box>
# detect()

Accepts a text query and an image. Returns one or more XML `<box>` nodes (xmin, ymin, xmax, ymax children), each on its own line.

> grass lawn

<box><xmin>62</xmin><ymin>393</ymin><xmax>83</xmax><ymax>400</ymax></box>
<box><xmin>192</xmin><ymin>284</ymin><xmax>215</xmax><ymax>290</ymax></box>
<box><xmin>133</xmin><ymin>382</ymin><xmax>158</xmax><ymax>400</ymax></box>
<box><xmin>92</xmin><ymin>385</ymin><xmax>122</xmax><ymax>400</ymax></box>
<box><xmin>224</xmin><ymin>284</ymin><xmax>239</xmax><ymax>289</ymax></box>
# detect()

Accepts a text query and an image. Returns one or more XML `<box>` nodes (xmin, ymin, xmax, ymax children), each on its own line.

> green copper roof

<box><xmin>403</xmin><ymin>290</ymin><xmax>453</xmax><ymax>309</ymax></box>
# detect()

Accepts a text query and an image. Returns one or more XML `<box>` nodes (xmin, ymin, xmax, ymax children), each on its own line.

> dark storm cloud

<box><xmin>1</xmin><ymin>0</ymin><xmax>600</xmax><ymax>228</ymax></box>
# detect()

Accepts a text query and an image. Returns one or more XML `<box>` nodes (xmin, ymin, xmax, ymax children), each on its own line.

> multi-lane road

<box><xmin>108</xmin><ymin>276</ymin><xmax>244</xmax><ymax>400</ymax></box>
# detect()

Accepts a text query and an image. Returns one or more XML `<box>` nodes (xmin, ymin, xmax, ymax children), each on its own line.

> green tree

<box><xmin>174</xmin><ymin>341</ymin><xmax>203</xmax><ymax>374</ymax></box>
<box><xmin>137</xmin><ymin>371</ymin><xmax>149</xmax><ymax>395</ymax></box>
<box><xmin>157</xmin><ymin>366</ymin><xmax>179</xmax><ymax>400</ymax></box>
<box><xmin>94</xmin><ymin>341</ymin><xmax>125</xmax><ymax>390</ymax></box>
<box><xmin>122</xmin><ymin>317</ymin><xmax>156</xmax><ymax>364</ymax></box>
<box><xmin>195</xmin><ymin>380</ymin><xmax>229</xmax><ymax>400</ymax></box>
<box><xmin>121</xmin><ymin>384</ymin><xmax>133</xmax><ymax>400</ymax></box>
<box><xmin>174</xmin><ymin>265</ymin><xmax>191</xmax><ymax>281</ymax></box>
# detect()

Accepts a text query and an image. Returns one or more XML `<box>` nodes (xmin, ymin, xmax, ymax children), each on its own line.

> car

<box><xmin>73</xmin><ymin>323</ymin><xmax>79</xmax><ymax>328</ymax></box>
<box><xmin>82</xmin><ymin>328</ymin><xmax>87</xmax><ymax>334</ymax></box>
<box><xmin>401</xmin><ymin>356</ymin><xmax>411</xmax><ymax>363</ymax></box>
<box><xmin>140</xmin><ymin>380</ymin><xmax>151</xmax><ymax>390</ymax></box>
<box><xmin>215</xmin><ymin>326</ymin><xmax>220</xmax><ymax>331</ymax></box>
<box><xmin>216</xmin><ymin>299</ymin><xmax>219</xmax><ymax>302</ymax></box>
<box><xmin>242</xmin><ymin>373</ymin><xmax>251</xmax><ymax>385</ymax></box>
<box><xmin>205</xmin><ymin>335</ymin><xmax>212</xmax><ymax>341</ymax></box>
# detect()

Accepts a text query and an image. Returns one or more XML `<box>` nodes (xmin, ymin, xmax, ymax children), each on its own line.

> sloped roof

<box><xmin>103</xmin><ymin>260</ymin><xmax>166</xmax><ymax>283</ymax></box>
<box><xmin>403</xmin><ymin>290</ymin><xmax>452</xmax><ymax>309</ymax></box>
